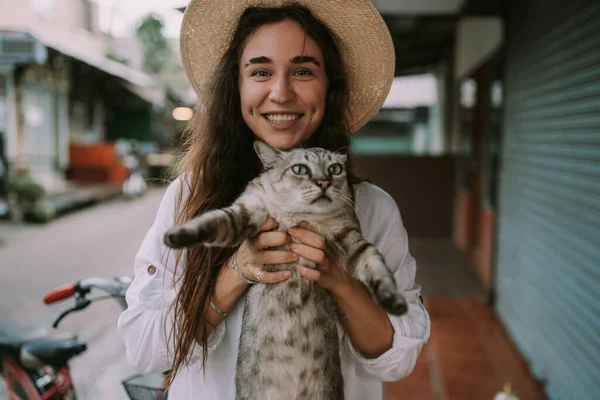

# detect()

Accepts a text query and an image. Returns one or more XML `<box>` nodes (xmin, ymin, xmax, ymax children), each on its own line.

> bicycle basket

<box><xmin>122</xmin><ymin>373</ymin><xmax>168</xmax><ymax>400</ymax></box>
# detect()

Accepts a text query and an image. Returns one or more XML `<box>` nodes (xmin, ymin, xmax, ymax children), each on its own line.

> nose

<box><xmin>268</xmin><ymin>74</ymin><xmax>295</xmax><ymax>103</ymax></box>
<box><xmin>316</xmin><ymin>180</ymin><xmax>330</xmax><ymax>190</ymax></box>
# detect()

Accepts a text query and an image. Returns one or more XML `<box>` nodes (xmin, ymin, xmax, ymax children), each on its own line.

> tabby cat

<box><xmin>164</xmin><ymin>141</ymin><xmax>407</xmax><ymax>400</ymax></box>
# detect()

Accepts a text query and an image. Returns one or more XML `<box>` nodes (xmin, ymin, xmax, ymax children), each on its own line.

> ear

<box><xmin>254</xmin><ymin>141</ymin><xmax>283</xmax><ymax>169</ymax></box>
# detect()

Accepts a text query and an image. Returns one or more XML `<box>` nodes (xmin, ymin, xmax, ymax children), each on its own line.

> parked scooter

<box><xmin>0</xmin><ymin>277</ymin><xmax>166</xmax><ymax>400</ymax></box>
<box><xmin>121</xmin><ymin>142</ymin><xmax>148</xmax><ymax>200</ymax></box>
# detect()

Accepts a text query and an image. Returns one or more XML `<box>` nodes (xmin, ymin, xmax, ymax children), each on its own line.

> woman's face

<box><xmin>239</xmin><ymin>20</ymin><xmax>328</xmax><ymax>150</ymax></box>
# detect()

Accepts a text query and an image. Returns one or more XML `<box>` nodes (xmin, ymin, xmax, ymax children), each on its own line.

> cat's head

<box><xmin>254</xmin><ymin>141</ymin><xmax>351</xmax><ymax>214</ymax></box>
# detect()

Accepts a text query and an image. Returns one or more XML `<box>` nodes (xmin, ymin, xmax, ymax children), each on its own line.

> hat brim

<box><xmin>180</xmin><ymin>0</ymin><xmax>395</xmax><ymax>133</ymax></box>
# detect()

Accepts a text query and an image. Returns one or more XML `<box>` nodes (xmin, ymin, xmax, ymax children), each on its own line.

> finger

<box><xmin>289</xmin><ymin>243</ymin><xmax>326</xmax><ymax>264</ymax></box>
<box><xmin>256</xmin><ymin>269</ymin><xmax>292</xmax><ymax>284</ymax></box>
<box><xmin>256</xmin><ymin>231</ymin><xmax>290</xmax><ymax>249</ymax></box>
<box><xmin>260</xmin><ymin>250</ymin><xmax>299</xmax><ymax>265</ymax></box>
<box><xmin>287</xmin><ymin>227</ymin><xmax>326</xmax><ymax>250</ymax></box>
<box><xmin>258</xmin><ymin>217</ymin><xmax>277</xmax><ymax>232</ymax></box>
<box><xmin>298</xmin><ymin>265</ymin><xmax>322</xmax><ymax>282</ymax></box>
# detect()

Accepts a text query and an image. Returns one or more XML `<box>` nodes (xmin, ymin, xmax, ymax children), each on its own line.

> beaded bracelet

<box><xmin>209</xmin><ymin>300</ymin><xmax>228</xmax><ymax>318</ymax></box>
<box><xmin>231</xmin><ymin>251</ymin><xmax>258</xmax><ymax>285</ymax></box>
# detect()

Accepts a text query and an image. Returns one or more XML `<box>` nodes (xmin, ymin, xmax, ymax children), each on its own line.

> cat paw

<box><xmin>371</xmin><ymin>277</ymin><xmax>408</xmax><ymax>316</ymax></box>
<box><xmin>164</xmin><ymin>227</ymin><xmax>202</xmax><ymax>249</ymax></box>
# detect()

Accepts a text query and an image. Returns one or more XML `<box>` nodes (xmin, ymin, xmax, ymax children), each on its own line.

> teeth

<box><xmin>265</xmin><ymin>114</ymin><xmax>301</xmax><ymax>123</ymax></box>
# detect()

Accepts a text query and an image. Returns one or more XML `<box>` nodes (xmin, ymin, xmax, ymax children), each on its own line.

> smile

<box><xmin>262</xmin><ymin>114</ymin><xmax>303</xmax><ymax>124</ymax></box>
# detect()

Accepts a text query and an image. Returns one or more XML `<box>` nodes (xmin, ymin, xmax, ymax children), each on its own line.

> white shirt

<box><xmin>117</xmin><ymin>178</ymin><xmax>431</xmax><ymax>399</ymax></box>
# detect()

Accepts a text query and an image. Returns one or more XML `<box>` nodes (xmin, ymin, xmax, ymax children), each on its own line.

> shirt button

<box><xmin>147</xmin><ymin>265</ymin><xmax>157</xmax><ymax>275</ymax></box>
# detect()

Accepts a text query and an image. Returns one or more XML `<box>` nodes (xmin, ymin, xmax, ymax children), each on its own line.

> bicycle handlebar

<box><xmin>45</xmin><ymin>276</ymin><xmax>131</xmax><ymax>328</ymax></box>
<box><xmin>77</xmin><ymin>277</ymin><xmax>130</xmax><ymax>309</ymax></box>
<box><xmin>44</xmin><ymin>284</ymin><xmax>77</xmax><ymax>304</ymax></box>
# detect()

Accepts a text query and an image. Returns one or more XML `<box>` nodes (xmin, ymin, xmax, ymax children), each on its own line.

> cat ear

<box><xmin>253</xmin><ymin>141</ymin><xmax>283</xmax><ymax>169</ymax></box>
<box><xmin>333</xmin><ymin>148</ymin><xmax>348</xmax><ymax>159</ymax></box>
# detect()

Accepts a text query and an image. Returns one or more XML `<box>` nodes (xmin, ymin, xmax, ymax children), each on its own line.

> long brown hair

<box><xmin>167</xmin><ymin>5</ymin><xmax>361</xmax><ymax>384</ymax></box>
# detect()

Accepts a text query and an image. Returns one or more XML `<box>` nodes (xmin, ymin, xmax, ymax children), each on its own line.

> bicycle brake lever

<box><xmin>52</xmin><ymin>299</ymin><xmax>92</xmax><ymax>328</ymax></box>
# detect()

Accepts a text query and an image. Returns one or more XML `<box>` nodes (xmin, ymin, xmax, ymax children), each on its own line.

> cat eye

<box><xmin>328</xmin><ymin>163</ymin><xmax>344</xmax><ymax>176</ymax></box>
<box><xmin>291</xmin><ymin>164</ymin><xmax>309</xmax><ymax>175</ymax></box>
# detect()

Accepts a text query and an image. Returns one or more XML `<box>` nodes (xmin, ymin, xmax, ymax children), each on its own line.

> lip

<box><xmin>262</xmin><ymin>111</ymin><xmax>304</xmax><ymax>115</ymax></box>
<box><xmin>262</xmin><ymin>113</ymin><xmax>304</xmax><ymax>130</ymax></box>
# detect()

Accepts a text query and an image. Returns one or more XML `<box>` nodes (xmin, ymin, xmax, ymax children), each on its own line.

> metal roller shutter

<box><xmin>496</xmin><ymin>1</ymin><xmax>600</xmax><ymax>399</ymax></box>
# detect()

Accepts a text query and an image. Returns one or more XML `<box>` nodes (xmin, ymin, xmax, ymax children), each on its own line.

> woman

<box><xmin>118</xmin><ymin>1</ymin><xmax>430</xmax><ymax>399</ymax></box>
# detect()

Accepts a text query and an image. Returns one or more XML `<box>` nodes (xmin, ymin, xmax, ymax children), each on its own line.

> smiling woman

<box><xmin>117</xmin><ymin>2</ymin><xmax>430</xmax><ymax>399</ymax></box>
<box><xmin>239</xmin><ymin>20</ymin><xmax>328</xmax><ymax>150</ymax></box>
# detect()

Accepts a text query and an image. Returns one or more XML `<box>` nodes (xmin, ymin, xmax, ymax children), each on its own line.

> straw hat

<box><xmin>180</xmin><ymin>0</ymin><xmax>395</xmax><ymax>133</ymax></box>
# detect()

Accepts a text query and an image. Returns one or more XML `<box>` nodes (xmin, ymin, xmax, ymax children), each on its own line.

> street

<box><xmin>0</xmin><ymin>187</ymin><xmax>167</xmax><ymax>399</ymax></box>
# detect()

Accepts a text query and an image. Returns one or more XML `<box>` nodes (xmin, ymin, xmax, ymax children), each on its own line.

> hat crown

<box><xmin>180</xmin><ymin>0</ymin><xmax>395</xmax><ymax>133</ymax></box>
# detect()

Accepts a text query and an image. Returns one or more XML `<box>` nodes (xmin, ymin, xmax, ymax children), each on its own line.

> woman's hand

<box><xmin>288</xmin><ymin>222</ymin><xmax>395</xmax><ymax>358</ymax></box>
<box><xmin>235</xmin><ymin>217</ymin><xmax>296</xmax><ymax>284</ymax></box>
<box><xmin>287</xmin><ymin>222</ymin><xmax>355</xmax><ymax>296</ymax></box>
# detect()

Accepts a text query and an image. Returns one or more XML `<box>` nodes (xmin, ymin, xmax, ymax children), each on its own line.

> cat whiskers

<box><xmin>301</xmin><ymin>188</ymin><xmax>323</xmax><ymax>202</ymax></box>
<box><xmin>329</xmin><ymin>188</ymin><xmax>366</xmax><ymax>220</ymax></box>
<box><xmin>329</xmin><ymin>188</ymin><xmax>355</xmax><ymax>208</ymax></box>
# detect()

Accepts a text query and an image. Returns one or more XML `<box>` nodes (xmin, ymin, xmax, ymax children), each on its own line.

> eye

<box><xmin>293</xmin><ymin>69</ymin><xmax>314</xmax><ymax>77</ymax></box>
<box><xmin>291</xmin><ymin>164</ymin><xmax>309</xmax><ymax>175</ymax></box>
<box><xmin>328</xmin><ymin>163</ymin><xmax>344</xmax><ymax>176</ymax></box>
<box><xmin>251</xmin><ymin>70</ymin><xmax>271</xmax><ymax>78</ymax></box>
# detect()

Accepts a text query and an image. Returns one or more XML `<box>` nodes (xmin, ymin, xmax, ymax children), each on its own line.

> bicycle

<box><xmin>0</xmin><ymin>277</ymin><xmax>167</xmax><ymax>400</ymax></box>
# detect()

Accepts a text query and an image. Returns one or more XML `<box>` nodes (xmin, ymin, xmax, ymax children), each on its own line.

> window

<box><xmin>352</xmin><ymin>74</ymin><xmax>442</xmax><ymax>155</ymax></box>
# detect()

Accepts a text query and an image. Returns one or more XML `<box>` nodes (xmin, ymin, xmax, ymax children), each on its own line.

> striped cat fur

<box><xmin>164</xmin><ymin>141</ymin><xmax>407</xmax><ymax>400</ymax></box>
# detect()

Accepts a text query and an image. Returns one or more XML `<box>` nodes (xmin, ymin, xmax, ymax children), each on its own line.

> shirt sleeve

<box><xmin>343</xmin><ymin>183</ymin><xmax>431</xmax><ymax>381</ymax></box>
<box><xmin>117</xmin><ymin>178</ymin><xmax>226</xmax><ymax>374</ymax></box>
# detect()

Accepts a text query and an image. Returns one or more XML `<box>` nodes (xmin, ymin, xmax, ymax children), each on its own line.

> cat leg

<box><xmin>164</xmin><ymin>202</ymin><xmax>268</xmax><ymax>249</ymax></box>
<box><xmin>337</xmin><ymin>228</ymin><xmax>407</xmax><ymax>315</ymax></box>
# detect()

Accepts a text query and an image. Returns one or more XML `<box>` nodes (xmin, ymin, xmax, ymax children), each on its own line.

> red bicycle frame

<box><xmin>1</xmin><ymin>356</ymin><xmax>75</xmax><ymax>400</ymax></box>
<box><xmin>0</xmin><ymin>277</ymin><xmax>154</xmax><ymax>400</ymax></box>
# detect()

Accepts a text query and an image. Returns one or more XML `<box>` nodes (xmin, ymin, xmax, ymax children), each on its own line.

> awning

<box><xmin>36</xmin><ymin>34</ymin><xmax>164</xmax><ymax>107</ymax></box>
<box><xmin>0</xmin><ymin>22</ymin><xmax>163</xmax><ymax>106</ymax></box>
<box><xmin>122</xmin><ymin>81</ymin><xmax>165</xmax><ymax>108</ymax></box>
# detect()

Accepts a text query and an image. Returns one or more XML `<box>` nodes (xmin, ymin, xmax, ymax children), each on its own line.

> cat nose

<box><xmin>316</xmin><ymin>180</ymin><xmax>330</xmax><ymax>190</ymax></box>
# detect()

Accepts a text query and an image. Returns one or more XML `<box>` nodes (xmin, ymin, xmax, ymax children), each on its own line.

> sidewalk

<box><xmin>383</xmin><ymin>239</ymin><xmax>546</xmax><ymax>400</ymax></box>
<box><xmin>0</xmin><ymin>182</ymin><xmax>124</xmax><ymax>244</ymax></box>
<box><xmin>40</xmin><ymin>181</ymin><xmax>123</xmax><ymax>214</ymax></box>
<box><xmin>3</xmin><ymin>181</ymin><xmax>123</xmax><ymax>223</ymax></box>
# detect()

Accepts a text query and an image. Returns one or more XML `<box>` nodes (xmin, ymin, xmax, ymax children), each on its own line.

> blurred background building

<box><xmin>0</xmin><ymin>0</ymin><xmax>192</xmax><ymax>203</ymax></box>
<box><xmin>359</xmin><ymin>1</ymin><xmax>600</xmax><ymax>399</ymax></box>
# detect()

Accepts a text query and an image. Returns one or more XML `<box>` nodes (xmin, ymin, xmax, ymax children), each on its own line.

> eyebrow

<box><xmin>243</xmin><ymin>55</ymin><xmax>321</xmax><ymax>68</ymax></box>
<box><xmin>244</xmin><ymin>56</ymin><xmax>270</xmax><ymax>68</ymax></box>
<box><xmin>292</xmin><ymin>56</ymin><xmax>320</xmax><ymax>66</ymax></box>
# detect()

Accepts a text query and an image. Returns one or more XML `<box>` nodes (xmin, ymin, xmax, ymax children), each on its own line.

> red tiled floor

<box><xmin>383</xmin><ymin>297</ymin><xmax>546</xmax><ymax>400</ymax></box>
<box><xmin>384</xmin><ymin>343</ymin><xmax>436</xmax><ymax>400</ymax></box>
<box><xmin>465</xmin><ymin>300</ymin><xmax>547</xmax><ymax>400</ymax></box>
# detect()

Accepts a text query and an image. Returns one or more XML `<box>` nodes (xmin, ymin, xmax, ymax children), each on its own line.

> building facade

<box><xmin>0</xmin><ymin>0</ymin><xmax>161</xmax><ymax>192</ymax></box>
<box><xmin>452</xmin><ymin>0</ymin><xmax>600</xmax><ymax>398</ymax></box>
<box><xmin>494</xmin><ymin>1</ymin><xmax>600</xmax><ymax>398</ymax></box>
